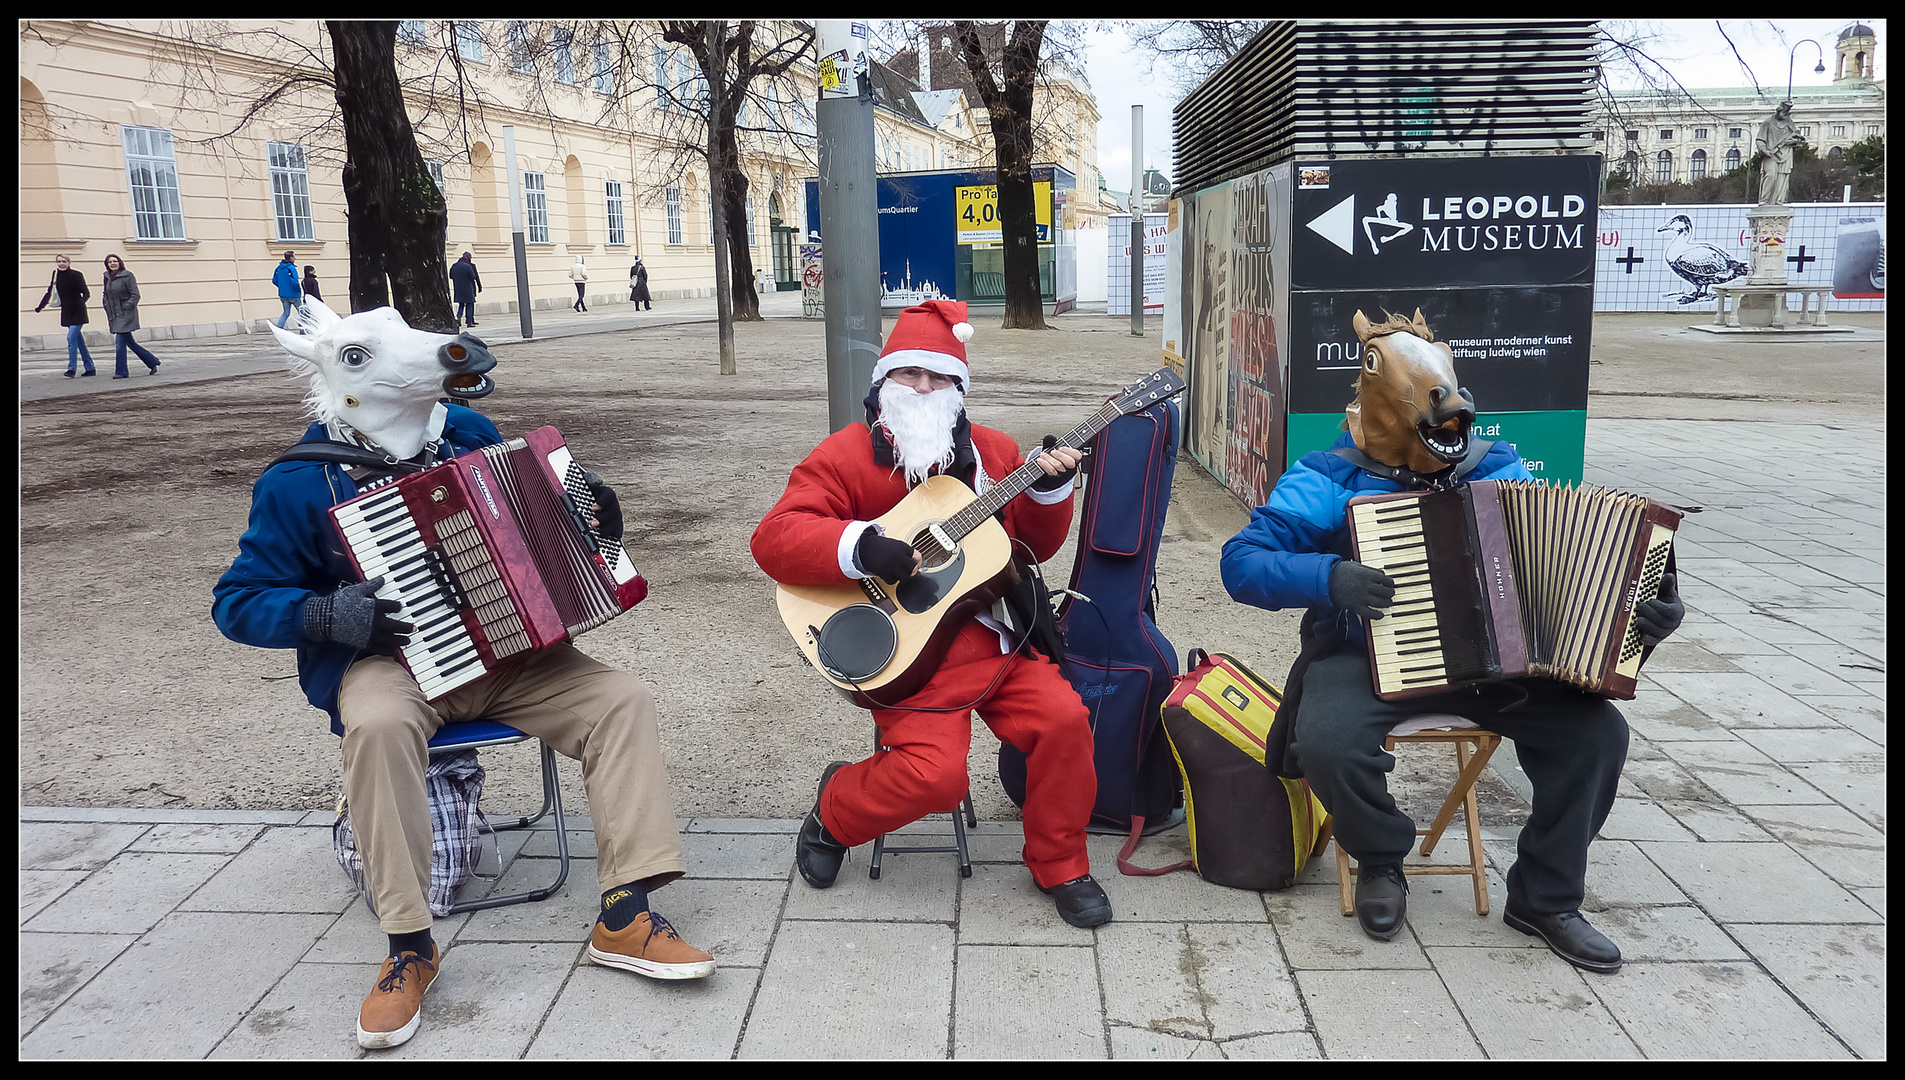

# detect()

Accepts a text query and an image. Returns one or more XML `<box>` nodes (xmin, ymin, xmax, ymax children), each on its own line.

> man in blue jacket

<box><xmin>213</xmin><ymin>300</ymin><xmax>715</xmax><ymax>1050</ymax></box>
<box><xmin>1221</xmin><ymin>311</ymin><xmax>1683</xmax><ymax>974</ymax></box>
<box><xmin>272</xmin><ymin>251</ymin><xmax>302</xmax><ymax>328</ymax></box>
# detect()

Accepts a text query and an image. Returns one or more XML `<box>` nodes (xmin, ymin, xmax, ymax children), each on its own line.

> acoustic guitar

<box><xmin>775</xmin><ymin>368</ymin><xmax>1185</xmax><ymax>708</ymax></box>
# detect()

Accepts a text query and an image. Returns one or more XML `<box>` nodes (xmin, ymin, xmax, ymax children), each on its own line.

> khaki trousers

<box><xmin>339</xmin><ymin>644</ymin><xmax>686</xmax><ymax>934</ymax></box>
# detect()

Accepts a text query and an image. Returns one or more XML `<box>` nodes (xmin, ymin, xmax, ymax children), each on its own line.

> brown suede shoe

<box><xmin>356</xmin><ymin>946</ymin><xmax>440</xmax><ymax>1050</ymax></box>
<box><xmin>587</xmin><ymin>911</ymin><xmax>715</xmax><ymax>980</ymax></box>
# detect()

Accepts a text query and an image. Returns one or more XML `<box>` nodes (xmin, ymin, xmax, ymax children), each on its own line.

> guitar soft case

<box><xmin>1000</xmin><ymin>399</ymin><xmax>1182</xmax><ymax>835</ymax></box>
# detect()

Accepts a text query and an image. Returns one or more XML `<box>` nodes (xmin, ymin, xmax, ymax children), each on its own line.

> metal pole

<box><xmin>817</xmin><ymin>19</ymin><xmax>882</xmax><ymax>432</ymax></box>
<box><xmin>503</xmin><ymin>125</ymin><xmax>533</xmax><ymax>340</ymax></box>
<box><xmin>1130</xmin><ymin>106</ymin><xmax>1144</xmax><ymax>336</ymax></box>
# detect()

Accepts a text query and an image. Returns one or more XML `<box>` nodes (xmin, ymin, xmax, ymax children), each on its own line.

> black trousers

<box><xmin>1291</xmin><ymin>645</ymin><xmax>1628</xmax><ymax>913</ymax></box>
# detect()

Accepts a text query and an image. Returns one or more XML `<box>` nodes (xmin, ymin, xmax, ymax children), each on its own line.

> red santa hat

<box><xmin>873</xmin><ymin>300</ymin><xmax>974</xmax><ymax>391</ymax></box>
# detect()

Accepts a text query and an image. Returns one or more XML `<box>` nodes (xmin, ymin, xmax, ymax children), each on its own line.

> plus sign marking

<box><xmin>1616</xmin><ymin>247</ymin><xmax>1646</xmax><ymax>273</ymax></box>
<box><xmin>1787</xmin><ymin>245</ymin><xmax>1817</xmax><ymax>273</ymax></box>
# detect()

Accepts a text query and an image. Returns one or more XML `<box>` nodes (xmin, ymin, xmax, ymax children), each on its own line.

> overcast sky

<box><xmin>1084</xmin><ymin>19</ymin><xmax>1886</xmax><ymax>187</ymax></box>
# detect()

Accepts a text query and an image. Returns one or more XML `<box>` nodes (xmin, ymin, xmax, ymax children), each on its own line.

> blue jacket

<box><xmin>1220</xmin><ymin>431</ymin><xmax>1534</xmax><ymax>652</ymax></box>
<box><xmin>273</xmin><ymin>261</ymin><xmax>302</xmax><ymax>299</ymax></box>
<box><xmin>211</xmin><ymin>405</ymin><xmax>504</xmax><ymax>734</ymax></box>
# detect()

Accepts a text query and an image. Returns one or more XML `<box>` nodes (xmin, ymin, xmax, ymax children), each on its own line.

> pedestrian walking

<box><xmin>449</xmin><ymin>252</ymin><xmax>481</xmax><ymax>328</ymax></box>
<box><xmin>273</xmin><ymin>251</ymin><xmax>302</xmax><ymax>328</ymax></box>
<box><xmin>630</xmin><ymin>255</ymin><xmax>652</xmax><ymax>310</ymax></box>
<box><xmin>101</xmin><ymin>254</ymin><xmax>162</xmax><ymax>379</ymax></box>
<box><xmin>303</xmin><ymin>266</ymin><xmax>323</xmax><ymax>304</ymax></box>
<box><xmin>33</xmin><ymin>254</ymin><xmax>97</xmax><ymax>377</ymax></box>
<box><xmin>570</xmin><ymin>255</ymin><xmax>589</xmax><ymax>313</ymax></box>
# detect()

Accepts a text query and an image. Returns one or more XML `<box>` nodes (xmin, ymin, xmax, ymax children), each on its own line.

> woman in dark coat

<box><xmin>101</xmin><ymin>254</ymin><xmax>162</xmax><ymax>378</ymax></box>
<box><xmin>302</xmin><ymin>266</ymin><xmax>322</xmax><ymax>303</ymax></box>
<box><xmin>33</xmin><ymin>254</ymin><xmax>97</xmax><ymax>377</ymax></box>
<box><xmin>630</xmin><ymin>256</ymin><xmax>652</xmax><ymax>310</ymax></box>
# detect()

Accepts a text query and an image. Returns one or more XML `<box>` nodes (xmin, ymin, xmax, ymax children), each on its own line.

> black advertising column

<box><xmin>1284</xmin><ymin>156</ymin><xmax>1601</xmax><ymax>484</ymax></box>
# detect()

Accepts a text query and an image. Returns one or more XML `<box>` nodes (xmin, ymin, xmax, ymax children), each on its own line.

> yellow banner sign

<box><xmin>955</xmin><ymin>182</ymin><xmax>1053</xmax><ymax>245</ymax></box>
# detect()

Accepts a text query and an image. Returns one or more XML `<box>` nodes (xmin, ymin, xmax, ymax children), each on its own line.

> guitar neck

<box><xmin>942</xmin><ymin>400</ymin><xmax>1122</xmax><ymax>542</ymax></box>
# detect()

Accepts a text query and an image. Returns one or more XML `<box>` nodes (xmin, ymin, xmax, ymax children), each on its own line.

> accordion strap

<box><xmin>267</xmin><ymin>440</ymin><xmax>433</xmax><ymax>478</ymax></box>
<box><xmin>1332</xmin><ymin>438</ymin><xmax>1495</xmax><ymax>489</ymax></box>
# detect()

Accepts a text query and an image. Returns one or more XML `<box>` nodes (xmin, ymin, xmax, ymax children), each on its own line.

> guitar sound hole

<box><xmin>912</xmin><ymin>528</ymin><xmax>955</xmax><ymax>569</ymax></box>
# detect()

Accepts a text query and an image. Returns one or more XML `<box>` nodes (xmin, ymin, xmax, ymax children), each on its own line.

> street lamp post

<box><xmin>1787</xmin><ymin>40</ymin><xmax>1826</xmax><ymax>102</ymax></box>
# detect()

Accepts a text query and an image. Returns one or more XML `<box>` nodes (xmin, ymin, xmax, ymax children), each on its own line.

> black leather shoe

<box><xmin>1354</xmin><ymin>862</ymin><xmax>1409</xmax><ymax>941</ymax></box>
<box><xmin>1039</xmin><ymin>874</ymin><xmax>1113</xmax><ymax>929</ymax></box>
<box><xmin>1503</xmin><ymin>899</ymin><xmax>1623</xmax><ymax>974</ymax></box>
<box><xmin>794</xmin><ymin>761</ymin><xmax>850</xmax><ymax>889</ymax></box>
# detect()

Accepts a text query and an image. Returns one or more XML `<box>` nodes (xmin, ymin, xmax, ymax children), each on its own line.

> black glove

<box><xmin>855</xmin><ymin>528</ymin><xmax>920</xmax><ymax>582</ymax></box>
<box><xmin>1631</xmin><ymin>571</ymin><xmax>1685</xmax><ymax>649</ymax></box>
<box><xmin>1329</xmin><ymin>560</ymin><xmax>1397</xmax><ymax>620</ymax></box>
<box><xmin>581</xmin><ymin>471</ymin><xmax>623</xmax><ymax>541</ymax></box>
<box><xmin>1030</xmin><ymin>434</ymin><xmax>1079</xmax><ymax>492</ymax></box>
<box><xmin>301</xmin><ymin>577</ymin><xmax>413</xmax><ymax>656</ymax></box>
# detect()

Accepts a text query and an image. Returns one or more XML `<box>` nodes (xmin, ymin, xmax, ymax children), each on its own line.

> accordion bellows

<box><xmin>1347</xmin><ymin>479</ymin><xmax>1682</xmax><ymax>701</ymax></box>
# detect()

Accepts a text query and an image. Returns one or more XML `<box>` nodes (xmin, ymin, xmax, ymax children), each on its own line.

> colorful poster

<box><xmin>955</xmin><ymin>180</ymin><xmax>1054</xmax><ymax>245</ymax></box>
<box><xmin>1224</xmin><ymin>167</ymin><xmax>1290</xmax><ymax>508</ymax></box>
<box><xmin>1106</xmin><ymin>213</ymin><xmax>1168</xmax><ymax>314</ymax></box>
<box><xmin>1183</xmin><ymin>182</ymin><xmax>1232</xmax><ymax>477</ymax></box>
<box><xmin>1593</xmin><ymin>203</ymin><xmax>1885</xmax><ymax>311</ymax></box>
<box><xmin>800</xmin><ymin>244</ymin><xmax>824</xmax><ymax>318</ymax></box>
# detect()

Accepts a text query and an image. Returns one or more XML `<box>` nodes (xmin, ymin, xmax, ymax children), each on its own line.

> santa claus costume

<box><xmin>751</xmin><ymin>300</ymin><xmax>1111</xmax><ymax>927</ymax></box>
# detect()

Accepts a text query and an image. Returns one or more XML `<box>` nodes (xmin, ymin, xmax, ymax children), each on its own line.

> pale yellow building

<box><xmin>19</xmin><ymin>19</ymin><xmax>826</xmax><ymax>347</ymax></box>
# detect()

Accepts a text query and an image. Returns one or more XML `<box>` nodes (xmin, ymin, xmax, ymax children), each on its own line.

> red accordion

<box><xmin>329</xmin><ymin>426</ymin><xmax>646</xmax><ymax>699</ymax></box>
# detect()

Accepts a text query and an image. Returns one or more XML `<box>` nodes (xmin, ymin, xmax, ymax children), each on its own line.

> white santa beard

<box><xmin>878</xmin><ymin>381</ymin><xmax>966</xmax><ymax>485</ymax></box>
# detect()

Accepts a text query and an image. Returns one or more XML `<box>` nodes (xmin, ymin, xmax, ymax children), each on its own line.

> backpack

<box><xmin>1128</xmin><ymin>649</ymin><xmax>1331</xmax><ymax>890</ymax></box>
<box><xmin>999</xmin><ymin>399</ymin><xmax>1183</xmax><ymax>839</ymax></box>
<box><xmin>333</xmin><ymin>748</ymin><xmax>496</xmax><ymax>917</ymax></box>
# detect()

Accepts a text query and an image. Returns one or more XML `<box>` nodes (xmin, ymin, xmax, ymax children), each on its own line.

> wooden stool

<box><xmin>1336</xmin><ymin>718</ymin><xmax>1503</xmax><ymax>917</ymax></box>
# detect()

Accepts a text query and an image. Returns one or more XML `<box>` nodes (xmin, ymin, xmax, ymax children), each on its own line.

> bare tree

<box><xmin>948</xmin><ymin>21</ymin><xmax>1055</xmax><ymax>331</ymax></box>
<box><xmin>1119</xmin><ymin>20</ymin><xmax>1269</xmax><ymax>94</ymax></box>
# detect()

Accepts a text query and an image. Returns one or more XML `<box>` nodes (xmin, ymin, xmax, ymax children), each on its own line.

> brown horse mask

<box><xmin>1344</xmin><ymin>309</ymin><xmax>1477</xmax><ymax>476</ymax></box>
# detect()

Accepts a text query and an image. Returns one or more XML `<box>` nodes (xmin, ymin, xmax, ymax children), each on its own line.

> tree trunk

<box><xmin>956</xmin><ymin>21</ymin><xmax>1049</xmax><ymax>330</ymax></box>
<box><xmin>328</xmin><ymin>21</ymin><xmax>456</xmax><ymax>332</ymax></box>
<box><xmin>707</xmin><ymin>22</ymin><xmax>737</xmax><ymax>374</ymax></box>
<box><xmin>720</xmin><ymin>138</ymin><xmax>762</xmax><ymax>321</ymax></box>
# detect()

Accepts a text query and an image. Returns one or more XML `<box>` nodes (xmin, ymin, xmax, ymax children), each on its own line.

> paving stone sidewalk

<box><xmin>19</xmin><ymin>416</ymin><xmax>1884</xmax><ymax>1059</ymax></box>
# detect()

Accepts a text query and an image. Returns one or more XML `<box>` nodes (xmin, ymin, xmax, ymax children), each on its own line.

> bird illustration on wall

<box><xmin>1657</xmin><ymin>215</ymin><xmax>1750</xmax><ymax>303</ymax></box>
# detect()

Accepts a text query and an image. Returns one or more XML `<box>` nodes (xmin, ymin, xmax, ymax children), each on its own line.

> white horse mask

<box><xmin>269</xmin><ymin>297</ymin><xmax>497</xmax><ymax>461</ymax></box>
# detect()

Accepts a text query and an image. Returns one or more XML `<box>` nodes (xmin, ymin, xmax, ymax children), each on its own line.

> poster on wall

<box><xmin>1162</xmin><ymin>199</ymin><xmax>1184</xmax><ymax>378</ymax></box>
<box><xmin>1107</xmin><ymin>213</ymin><xmax>1168</xmax><ymax>315</ymax></box>
<box><xmin>1182</xmin><ymin>183</ymin><xmax>1233</xmax><ymax>477</ymax></box>
<box><xmin>1223</xmin><ymin>167</ymin><xmax>1290</xmax><ymax>509</ymax></box>
<box><xmin>1593</xmin><ymin>203</ymin><xmax>1885</xmax><ymax>311</ymax></box>
<box><xmin>800</xmin><ymin>244</ymin><xmax>824</xmax><ymax>318</ymax></box>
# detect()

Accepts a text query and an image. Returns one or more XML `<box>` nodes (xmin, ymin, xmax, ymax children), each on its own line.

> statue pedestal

<box><xmin>1746</xmin><ymin>205</ymin><xmax>1794</xmax><ymax>286</ymax></box>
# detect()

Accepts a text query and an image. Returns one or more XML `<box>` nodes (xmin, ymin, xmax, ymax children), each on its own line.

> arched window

<box><xmin>1828</xmin><ymin>146</ymin><xmax>1845</xmax><ymax>159</ymax></box>
<box><xmin>1725</xmin><ymin>148</ymin><xmax>1742</xmax><ymax>172</ymax></box>
<box><xmin>1689</xmin><ymin>149</ymin><xmax>1708</xmax><ymax>181</ymax></box>
<box><xmin>1654</xmin><ymin>150</ymin><xmax>1673</xmax><ymax>185</ymax></box>
<box><xmin>1623</xmin><ymin>151</ymin><xmax>1639</xmax><ymax>181</ymax></box>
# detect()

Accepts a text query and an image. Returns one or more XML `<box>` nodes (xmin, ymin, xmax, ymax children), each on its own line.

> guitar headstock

<box><xmin>1111</xmin><ymin>368</ymin><xmax>1187</xmax><ymax>416</ymax></box>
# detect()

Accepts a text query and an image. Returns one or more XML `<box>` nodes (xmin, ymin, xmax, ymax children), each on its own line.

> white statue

<box><xmin>1754</xmin><ymin>101</ymin><xmax>1803</xmax><ymax>206</ymax></box>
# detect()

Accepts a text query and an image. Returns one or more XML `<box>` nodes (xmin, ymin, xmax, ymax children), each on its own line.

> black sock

<box><xmin>388</xmin><ymin>929</ymin><xmax>434</xmax><ymax>959</ymax></box>
<box><xmin>599</xmin><ymin>883</ymin><xmax>650</xmax><ymax>931</ymax></box>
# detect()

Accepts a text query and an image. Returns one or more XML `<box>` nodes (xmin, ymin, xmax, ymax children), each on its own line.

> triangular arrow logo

<box><xmin>1306</xmin><ymin>194</ymin><xmax>1356</xmax><ymax>255</ymax></box>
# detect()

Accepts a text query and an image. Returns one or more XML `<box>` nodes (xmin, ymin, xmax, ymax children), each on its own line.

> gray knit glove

<box><xmin>1329</xmin><ymin>560</ymin><xmax>1397</xmax><ymax>621</ymax></box>
<box><xmin>302</xmin><ymin>577</ymin><xmax>412</xmax><ymax>655</ymax></box>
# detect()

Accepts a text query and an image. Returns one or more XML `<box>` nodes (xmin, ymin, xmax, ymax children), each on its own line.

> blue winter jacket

<box><xmin>1220</xmin><ymin>431</ymin><xmax>1534</xmax><ymax>652</ymax></box>
<box><xmin>273</xmin><ymin>261</ymin><xmax>302</xmax><ymax>299</ymax></box>
<box><xmin>212</xmin><ymin>405</ymin><xmax>504</xmax><ymax>734</ymax></box>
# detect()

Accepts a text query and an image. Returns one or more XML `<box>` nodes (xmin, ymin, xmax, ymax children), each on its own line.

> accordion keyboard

<box><xmin>333</xmin><ymin>485</ymin><xmax>487</xmax><ymax>699</ymax></box>
<box><xmin>1348</xmin><ymin>498</ymin><xmax>1449</xmax><ymax>696</ymax></box>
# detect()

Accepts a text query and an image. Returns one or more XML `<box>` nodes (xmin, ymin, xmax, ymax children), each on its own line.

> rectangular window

<box><xmin>1868</xmin><ymin>124</ymin><xmax>1881</xmax><ymax>137</ymax></box>
<box><xmin>605</xmin><ymin>180</ymin><xmax>625</xmax><ymax>246</ymax></box>
<box><xmin>456</xmin><ymin>21</ymin><xmax>484</xmax><ymax>62</ymax></box>
<box><xmin>267</xmin><ymin>141</ymin><xmax>314</xmax><ymax>241</ymax></box>
<box><xmin>654</xmin><ymin>45</ymin><xmax>670</xmax><ymax>109</ymax></box>
<box><xmin>426</xmin><ymin>161</ymin><xmax>445</xmax><ymax>194</ymax></box>
<box><xmin>1625</xmin><ymin>130</ymin><xmax>1639</xmax><ymax>141</ymax></box>
<box><xmin>508</xmin><ymin>21</ymin><xmax>532</xmax><ymax>75</ymax></box>
<box><xmin>1658</xmin><ymin>129</ymin><xmax>1674</xmax><ymax>140</ymax></box>
<box><xmin>121</xmin><ymin>125</ymin><xmax>186</xmax><ymax>240</ymax></box>
<box><xmin>1831</xmin><ymin>124</ymin><xmax>1846</xmax><ymax>138</ymax></box>
<box><xmin>1694</xmin><ymin>128</ymin><xmax>1708</xmax><ymax>140</ymax></box>
<box><xmin>1729</xmin><ymin>127</ymin><xmax>1743</xmax><ymax>139</ymax></box>
<box><xmin>765</xmin><ymin>83</ymin><xmax>781</xmax><ymax>127</ymax></box>
<box><xmin>554</xmin><ymin>28</ymin><xmax>574</xmax><ymax>85</ymax></box>
<box><xmin>745</xmin><ymin>194</ymin><xmax>755</xmax><ymax>247</ymax></box>
<box><xmin>594</xmin><ymin>41</ymin><xmax>614</xmax><ymax>94</ymax></box>
<box><xmin>524</xmin><ymin>170</ymin><xmax>548</xmax><ymax>244</ymax></box>
<box><xmin>666</xmin><ymin>186</ymin><xmax>682</xmax><ymax>245</ymax></box>
<box><xmin>398</xmin><ymin>21</ymin><xmax>429</xmax><ymax>47</ymax></box>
